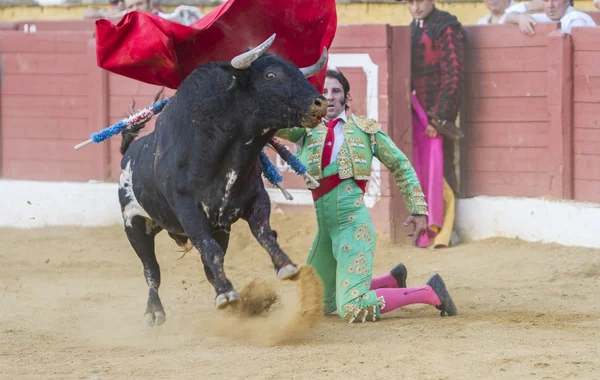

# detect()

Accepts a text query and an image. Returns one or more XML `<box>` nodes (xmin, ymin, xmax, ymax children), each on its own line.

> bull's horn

<box><xmin>299</xmin><ymin>47</ymin><xmax>328</xmax><ymax>78</ymax></box>
<box><xmin>231</xmin><ymin>33</ymin><xmax>276</xmax><ymax>69</ymax></box>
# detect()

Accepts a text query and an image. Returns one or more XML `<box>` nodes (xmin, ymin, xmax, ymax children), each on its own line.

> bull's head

<box><xmin>223</xmin><ymin>34</ymin><xmax>328</xmax><ymax>131</ymax></box>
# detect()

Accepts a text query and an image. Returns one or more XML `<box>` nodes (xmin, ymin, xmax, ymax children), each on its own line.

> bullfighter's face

<box><xmin>323</xmin><ymin>77</ymin><xmax>346</xmax><ymax>121</ymax></box>
<box><xmin>407</xmin><ymin>0</ymin><xmax>435</xmax><ymax>20</ymax></box>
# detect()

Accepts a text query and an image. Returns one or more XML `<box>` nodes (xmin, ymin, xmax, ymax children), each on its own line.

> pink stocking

<box><xmin>375</xmin><ymin>286</ymin><xmax>440</xmax><ymax>314</ymax></box>
<box><xmin>370</xmin><ymin>273</ymin><xmax>398</xmax><ymax>290</ymax></box>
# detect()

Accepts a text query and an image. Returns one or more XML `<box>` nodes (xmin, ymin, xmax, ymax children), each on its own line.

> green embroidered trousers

<box><xmin>307</xmin><ymin>162</ymin><xmax>384</xmax><ymax>323</ymax></box>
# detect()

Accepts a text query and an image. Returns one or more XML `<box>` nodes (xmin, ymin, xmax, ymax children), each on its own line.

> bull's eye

<box><xmin>265</xmin><ymin>72</ymin><xmax>276</xmax><ymax>80</ymax></box>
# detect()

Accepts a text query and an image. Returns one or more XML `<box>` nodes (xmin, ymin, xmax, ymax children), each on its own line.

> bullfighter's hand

<box><xmin>426</xmin><ymin>111</ymin><xmax>464</xmax><ymax>141</ymax></box>
<box><xmin>404</xmin><ymin>214</ymin><xmax>428</xmax><ymax>246</ymax></box>
<box><xmin>425</xmin><ymin>124</ymin><xmax>438</xmax><ymax>138</ymax></box>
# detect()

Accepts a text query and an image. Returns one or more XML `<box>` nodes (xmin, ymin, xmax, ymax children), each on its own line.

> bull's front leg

<box><xmin>175</xmin><ymin>197</ymin><xmax>239</xmax><ymax>309</ymax></box>
<box><xmin>244</xmin><ymin>188</ymin><xmax>299</xmax><ymax>280</ymax></box>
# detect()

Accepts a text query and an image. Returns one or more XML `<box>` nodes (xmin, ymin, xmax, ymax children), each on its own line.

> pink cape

<box><xmin>411</xmin><ymin>94</ymin><xmax>444</xmax><ymax>247</ymax></box>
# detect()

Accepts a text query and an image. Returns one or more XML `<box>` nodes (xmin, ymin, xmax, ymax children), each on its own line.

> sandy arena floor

<box><xmin>1</xmin><ymin>210</ymin><xmax>599</xmax><ymax>380</ymax></box>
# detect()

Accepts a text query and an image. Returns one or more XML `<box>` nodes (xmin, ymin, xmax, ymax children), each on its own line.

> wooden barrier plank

<box><xmin>463</xmin><ymin>24</ymin><xmax>556</xmax><ymax>48</ymax></box>
<box><xmin>574</xmin><ymin>76</ymin><xmax>600</xmax><ymax>103</ymax></box>
<box><xmin>0</xmin><ymin>32</ymin><xmax>91</xmax><ymax>53</ymax></box>
<box><xmin>574</xmin><ymin>154</ymin><xmax>600</xmax><ymax>181</ymax></box>
<box><xmin>465</xmin><ymin>46</ymin><xmax>547</xmax><ymax>73</ymax></box>
<box><xmin>574</xmin><ymin>103</ymin><xmax>600</xmax><ymax>130</ymax></box>
<box><xmin>574</xmin><ymin>129</ymin><xmax>600</xmax><ymax>155</ymax></box>
<box><xmin>466</xmin><ymin>171</ymin><xmax>549</xmax><ymax>197</ymax></box>
<box><xmin>1</xmin><ymin>52</ymin><xmax>89</xmax><ymax>74</ymax></box>
<box><xmin>108</xmin><ymin>73</ymin><xmax>175</xmax><ymax>96</ymax></box>
<box><xmin>389</xmin><ymin>25</ymin><xmax>412</xmax><ymax>244</ymax></box>
<box><xmin>547</xmin><ymin>30</ymin><xmax>573</xmax><ymax>199</ymax></box>
<box><xmin>3</xmin><ymin>138</ymin><xmax>99</xmax><ymax>162</ymax></box>
<box><xmin>466</xmin><ymin>122</ymin><xmax>549</xmax><ymax>148</ymax></box>
<box><xmin>574</xmin><ymin>179</ymin><xmax>600</xmax><ymax>203</ymax></box>
<box><xmin>14</xmin><ymin>20</ymin><xmax>96</xmax><ymax>32</ymax></box>
<box><xmin>466</xmin><ymin>72</ymin><xmax>547</xmax><ymax>98</ymax></box>
<box><xmin>1</xmin><ymin>159</ymin><xmax>99</xmax><ymax>181</ymax></box>
<box><xmin>330</xmin><ymin>24</ymin><xmax>391</xmax><ymax>49</ymax></box>
<box><xmin>1</xmin><ymin>117</ymin><xmax>89</xmax><ymax>139</ymax></box>
<box><xmin>574</xmin><ymin>52</ymin><xmax>600</xmax><ymax>76</ymax></box>
<box><xmin>465</xmin><ymin>97</ymin><xmax>548</xmax><ymax>122</ymax></box>
<box><xmin>466</xmin><ymin>147</ymin><xmax>550</xmax><ymax>172</ymax></box>
<box><xmin>87</xmin><ymin>38</ymin><xmax>110</xmax><ymax>181</ymax></box>
<box><xmin>2</xmin><ymin>106</ymin><xmax>88</xmax><ymax>119</ymax></box>
<box><xmin>571</xmin><ymin>27</ymin><xmax>600</xmax><ymax>52</ymax></box>
<box><xmin>2</xmin><ymin>94</ymin><xmax>88</xmax><ymax>110</ymax></box>
<box><xmin>1</xmin><ymin>73</ymin><xmax>88</xmax><ymax>96</ymax></box>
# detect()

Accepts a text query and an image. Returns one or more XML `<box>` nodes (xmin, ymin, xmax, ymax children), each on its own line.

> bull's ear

<box><xmin>219</xmin><ymin>63</ymin><xmax>240</xmax><ymax>78</ymax></box>
<box><xmin>219</xmin><ymin>63</ymin><xmax>250</xmax><ymax>90</ymax></box>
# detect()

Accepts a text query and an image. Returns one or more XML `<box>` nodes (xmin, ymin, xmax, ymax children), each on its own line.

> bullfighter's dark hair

<box><xmin>326</xmin><ymin>69</ymin><xmax>352</xmax><ymax>111</ymax></box>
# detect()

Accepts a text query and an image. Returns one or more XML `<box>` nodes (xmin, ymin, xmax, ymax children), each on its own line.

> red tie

<box><xmin>321</xmin><ymin>118</ymin><xmax>342</xmax><ymax>170</ymax></box>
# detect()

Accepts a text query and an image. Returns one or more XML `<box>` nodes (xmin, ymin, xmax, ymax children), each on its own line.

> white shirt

<box><xmin>322</xmin><ymin>111</ymin><xmax>348</xmax><ymax>166</ymax></box>
<box><xmin>476</xmin><ymin>0</ymin><xmax>516</xmax><ymax>25</ymax></box>
<box><xmin>502</xmin><ymin>4</ymin><xmax>597</xmax><ymax>32</ymax></box>
<box><xmin>155</xmin><ymin>5</ymin><xmax>203</xmax><ymax>26</ymax></box>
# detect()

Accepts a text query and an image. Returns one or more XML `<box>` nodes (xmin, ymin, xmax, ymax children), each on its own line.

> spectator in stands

<box><xmin>83</xmin><ymin>0</ymin><xmax>126</xmax><ymax>20</ymax></box>
<box><xmin>477</xmin><ymin>0</ymin><xmax>514</xmax><ymax>24</ymax></box>
<box><xmin>504</xmin><ymin>0</ymin><xmax>596</xmax><ymax>34</ymax></box>
<box><xmin>477</xmin><ymin>0</ymin><xmax>545</xmax><ymax>25</ymax></box>
<box><xmin>124</xmin><ymin>0</ymin><xmax>203</xmax><ymax>26</ymax></box>
<box><xmin>594</xmin><ymin>0</ymin><xmax>600</xmax><ymax>9</ymax></box>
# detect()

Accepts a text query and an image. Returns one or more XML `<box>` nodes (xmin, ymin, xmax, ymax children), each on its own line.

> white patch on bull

<box><xmin>225</xmin><ymin>170</ymin><xmax>238</xmax><ymax>195</ymax></box>
<box><xmin>261</xmin><ymin>128</ymin><xmax>271</xmax><ymax>135</ymax></box>
<box><xmin>245</xmin><ymin>138</ymin><xmax>254</xmax><ymax>145</ymax></box>
<box><xmin>201</xmin><ymin>202</ymin><xmax>210</xmax><ymax>218</ymax></box>
<box><xmin>119</xmin><ymin>160</ymin><xmax>151</xmax><ymax>227</ymax></box>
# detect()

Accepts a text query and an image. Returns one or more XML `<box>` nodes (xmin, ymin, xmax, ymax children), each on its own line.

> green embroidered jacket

<box><xmin>275</xmin><ymin>114</ymin><xmax>428</xmax><ymax>215</ymax></box>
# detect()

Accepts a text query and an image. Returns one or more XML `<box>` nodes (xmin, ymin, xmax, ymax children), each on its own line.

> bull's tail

<box><xmin>168</xmin><ymin>232</ymin><xmax>194</xmax><ymax>260</ymax></box>
<box><xmin>120</xmin><ymin>88</ymin><xmax>165</xmax><ymax>155</ymax></box>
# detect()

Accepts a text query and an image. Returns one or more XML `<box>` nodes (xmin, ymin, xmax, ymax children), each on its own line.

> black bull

<box><xmin>117</xmin><ymin>35</ymin><xmax>328</xmax><ymax>326</ymax></box>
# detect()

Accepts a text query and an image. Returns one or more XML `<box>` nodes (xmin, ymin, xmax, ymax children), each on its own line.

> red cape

<box><xmin>95</xmin><ymin>0</ymin><xmax>337</xmax><ymax>92</ymax></box>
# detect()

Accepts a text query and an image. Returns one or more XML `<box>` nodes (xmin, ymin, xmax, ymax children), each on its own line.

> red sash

<box><xmin>311</xmin><ymin>175</ymin><xmax>368</xmax><ymax>202</ymax></box>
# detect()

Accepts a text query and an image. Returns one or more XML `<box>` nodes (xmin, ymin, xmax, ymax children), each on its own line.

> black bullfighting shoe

<box><xmin>426</xmin><ymin>273</ymin><xmax>457</xmax><ymax>317</ymax></box>
<box><xmin>390</xmin><ymin>263</ymin><xmax>407</xmax><ymax>288</ymax></box>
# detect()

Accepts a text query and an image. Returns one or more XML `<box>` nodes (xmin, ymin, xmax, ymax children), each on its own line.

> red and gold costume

<box><xmin>410</xmin><ymin>8</ymin><xmax>465</xmax><ymax>193</ymax></box>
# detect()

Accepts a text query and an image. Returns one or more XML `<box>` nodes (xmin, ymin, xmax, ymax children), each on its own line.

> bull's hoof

<box><xmin>216</xmin><ymin>290</ymin><xmax>240</xmax><ymax>310</ymax></box>
<box><xmin>277</xmin><ymin>264</ymin><xmax>299</xmax><ymax>280</ymax></box>
<box><xmin>145</xmin><ymin>310</ymin><xmax>166</xmax><ymax>327</ymax></box>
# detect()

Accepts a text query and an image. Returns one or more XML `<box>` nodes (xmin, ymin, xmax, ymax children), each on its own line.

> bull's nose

<box><xmin>313</xmin><ymin>98</ymin><xmax>325</xmax><ymax>107</ymax></box>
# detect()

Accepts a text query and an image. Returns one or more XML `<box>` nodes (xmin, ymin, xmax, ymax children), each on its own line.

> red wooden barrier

<box><xmin>0</xmin><ymin>32</ymin><xmax>108</xmax><ymax>181</ymax></box>
<box><xmin>571</xmin><ymin>27</ymin><xmax>600</xmax><ymax>203</ymax></box>
<box><xmin>462</xmin><ymin>23</ymin><xmax>558</xmax><ymax>198</ymax></box>
<box><xmin>15</xmin><ymin>20</ymin><xmax>96</xmax><ymax>33</ymax></box>
<box><xmin>0</xmin><ymin>23</ymin><xmax>599</xmax><ymax>235</ymax></box>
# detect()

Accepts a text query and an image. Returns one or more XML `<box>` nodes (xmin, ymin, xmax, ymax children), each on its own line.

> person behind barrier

<box><xmin>399</xmin><ymin>0</ymin><xmax>465</xmax><ymax>249</ymax></box>
<box><xmin>476</xmin><ymin>0</ymin><xmax>545</xmax><ymax>25</ymax></box>
<box><xmin>504</xmin><ymin>0</ymin><xmax>596</xmax><ymax>34</ymax></box>
<box><xmin>83</xmin><ymin>0</ymin><xmax>126</xmax><ymax>20</ymax></box>
<box><xmin>124</xmin><ymin>0</ymin><xmax>202</xmax><ymax>26</ymax></box>
<box><xmin>275</xmin><ymin>69</ymin><xmax>458</xmax><ymax>323</ymax></box>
